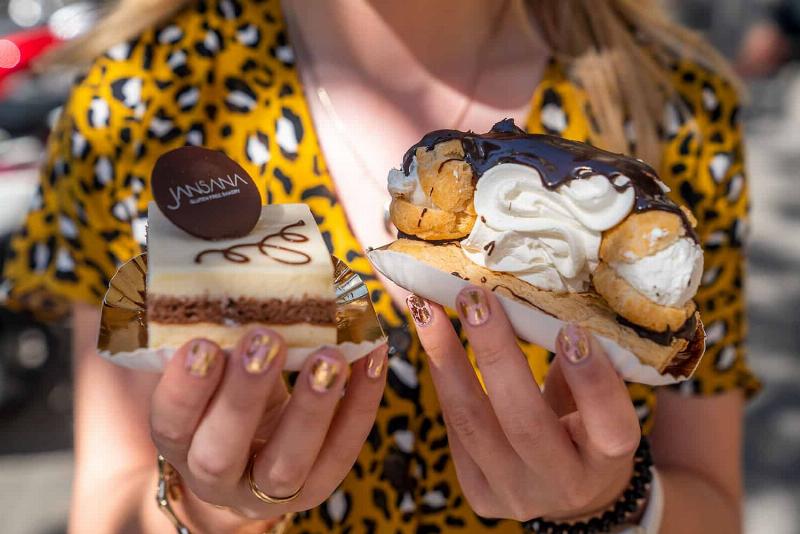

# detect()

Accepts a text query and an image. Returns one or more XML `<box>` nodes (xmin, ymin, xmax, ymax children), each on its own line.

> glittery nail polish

<box><xmin>406</xmin><ymin>294</ymin><xmax>432</xmax><ymax>327</ymax></box>
<box><xmin>186</xmin><ymin>339</ymin><xmax>217</xmax><ymax>377</ymax></box>
<box><xmin>456</xmin><ymin>288</ymin><xmax>490</xmax><ymax>326</ymax></box>
<box><xmin>558</xmin><ymin>323</ymin><xmax>591</xmax><ymax>364</ymax></box>
<box><xmin>309</xmin><ymin>353</ymin><xmax>341</xmax><ymax>392</ymax></box>
<box><xmin>366</xmin><ymin>350</ymin><xmax>386</xmax><ymax>379</ymax></box>
<box><xmin>242</xmin><ymin>331</ymin><xmax>279</xmax><ymax>374</ymax></box>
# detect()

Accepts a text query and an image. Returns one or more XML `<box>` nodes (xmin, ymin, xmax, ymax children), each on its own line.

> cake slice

<box><xmin>146</xmin><ymin>202</ymin><xmax>336</xmax><ymax>349</ymax></box>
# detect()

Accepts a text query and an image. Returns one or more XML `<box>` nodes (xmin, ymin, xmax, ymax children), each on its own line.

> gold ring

<box><xmin>246</xmin><ymin>454</ymin><xmax>302</xmax><ymax>505</ymax></box>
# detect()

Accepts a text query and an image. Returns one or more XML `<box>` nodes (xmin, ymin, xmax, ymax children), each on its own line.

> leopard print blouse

<box><xmin>2</xmin><ymin>0</ymin><xmax>759</xmax><ymax>531</ymax></box>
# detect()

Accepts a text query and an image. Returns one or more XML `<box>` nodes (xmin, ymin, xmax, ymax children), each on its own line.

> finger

<box><xmin>150</xmin><ymin>338</ymin><xmax>225</xmax><ymax>470</ymax></box>
<box><xmin>408</xmin><ymin>295</ymin><xmax>522</xmax><ymax>481</ymax></box>
<box><xmin>298</xmin><ymin>345</ymin><xmax>388</xmax><ymax>504</ymax></box>
<box><xmin>446</xmin><ymin>429</ymin><xmax>505</xmax><ymax>520</ymax></box>
<box><xmin>454</xmin><ymin>286</ymin><xmax>576</xmax><ymax>463</ymax></box>
<box><xmin>249</xmin><ymin>348</ymin><xmax>350</xmax><ymax>500</ymax></box>
<box><xmin>187</xmin><ymin>328</ymin><xmax>287</xmax><ymax>492</ymax></box>
<box><xmin>542</xmin><ymin>357</ymin><xmax>577</xmax><ymax>418</ymax></box>
<box><xmin>252</xmin><ymin>379</ymin><xmax>290</xmax><ymax>444</ymax></box>
<box><xmin>555</xmin><ymin>324</ymin><xmax>641</xmax><ymax>462</ymax></box>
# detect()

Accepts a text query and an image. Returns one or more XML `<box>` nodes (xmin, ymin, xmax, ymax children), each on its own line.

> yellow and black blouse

<box><xmin>2</xmin><ymin>0</ymin><xmax>759</xmax><ymax>531</ymax></box>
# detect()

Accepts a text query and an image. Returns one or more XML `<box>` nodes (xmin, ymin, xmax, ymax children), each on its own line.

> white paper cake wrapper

<box><xmin>368</xmin><ymin>247</ymin><xmax>700</xmax><ymax>386</ymax></box>
<box><xmin>97</xmin><ymin>254</ymin><xmax>387</xmax><ymax>372</ymax></box>
<box><xmin>97</xmin><ymin>340</ymin><xmax>387</xmax><ymax>373</ymax></box>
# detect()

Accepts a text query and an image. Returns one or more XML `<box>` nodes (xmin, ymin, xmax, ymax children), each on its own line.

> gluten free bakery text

<box><xmin>166</xmin><ymin>173</ymin><xmax>249</xmax><ymax>210</ymax></box>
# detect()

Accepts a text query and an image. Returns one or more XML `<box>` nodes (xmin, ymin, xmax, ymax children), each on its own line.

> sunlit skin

<box><xmin>69</xmin><ymin>2</ymin><xmax>744</xmax><ymax>532</ymax></box>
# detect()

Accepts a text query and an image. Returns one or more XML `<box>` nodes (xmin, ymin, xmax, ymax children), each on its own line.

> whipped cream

<box><xmin>388</xmin><ymin>157</ymin><xmax>430</xmax><ymax>207</ymax></box>
<box><xmin>461</xmin><ymin>163</ymin><xmax>634</xmax><ymax>292</ymax></box>
<box><xmin>611</xmin><ymin>237</ymin><xmax>703</xmax><ymax>308</ymax></box>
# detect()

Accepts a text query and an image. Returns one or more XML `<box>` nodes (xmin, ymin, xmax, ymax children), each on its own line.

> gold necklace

<box><xmin>285</xmin><ymin>1</ymin><xmax>509</xmax><ymax>231</ymax></box>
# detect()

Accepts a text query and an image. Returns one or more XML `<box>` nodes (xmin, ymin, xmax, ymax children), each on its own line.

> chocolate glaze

<box><xmin>195</xmin><ymin>220</ymin><xmax>312</xmax><ymax>265</ymax></box>
<box><xmin>417</xmin><ymin>208</ymin><xmax>428</xmax><ymax>227</ymax></box>
<box><xmin>437</xmin><ymin>157</ymin><xmax>463</xmax><ymax>173</ymax></box>
<box><xmin>662</xmin><ymin>320</ymin><xmax>706</xmax><ymax>378</ymax></box>
<box><xmin>396</xmin><ymin>231</ymin><xmax>463</xmax><ymax>246</ymax></box>
<box><xmin>402</xmin><ymin>118</ymin><xmax>697</xmax><ymax>241</ymax></box>
<box><xmin>617</xmin><ymin>314</ymin><xmax>697</xmax><ymax>346</ymax></box>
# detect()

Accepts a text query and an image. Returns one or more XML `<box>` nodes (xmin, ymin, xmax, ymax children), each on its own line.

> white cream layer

<box><xmin>388</xmin><ymin>157</ymin><xmax>430</xmax><ymax>206</ymax></box>
<box><xmin>461</xmin><ymin>163</ymin><xmax>634</xmax><ymax>292</ymax></box>
<box><xmin>611</xmin><ymin>237</ymin><xmax>703</xmax><ymax>308</ymax></box>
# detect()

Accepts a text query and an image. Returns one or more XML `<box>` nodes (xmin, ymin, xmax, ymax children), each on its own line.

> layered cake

<box><xmin>146</xmin><ymin>147</ymin><xmax>336</xmax><ymax>350</ymax></box>
<box><xmin>371</xmin><ymin>119</ymin><xmax>706</xmax><ymax>376</ymax></box>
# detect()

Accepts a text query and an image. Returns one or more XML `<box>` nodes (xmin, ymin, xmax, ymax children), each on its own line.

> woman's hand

<box><xmin>407</xmin><ymin>287</ymin><xmax>641</xmax><ymax>522</ymax></box>
<box><xmin>149</xmin><ymin>328</ymin><xmax>387</xmax><ymax>525</ymax></box>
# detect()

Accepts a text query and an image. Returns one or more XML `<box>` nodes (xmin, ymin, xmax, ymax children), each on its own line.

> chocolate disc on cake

<box><xmin>152</xmin><ymin>146</ymin><xmax>261</xmax><ymax>240</ymax></box>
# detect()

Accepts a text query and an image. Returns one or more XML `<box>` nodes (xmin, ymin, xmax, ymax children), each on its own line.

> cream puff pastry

<box><xmin>375</xmin><ymin>119</ymin><xmax>706</xmax><ymax>376</ymax></box>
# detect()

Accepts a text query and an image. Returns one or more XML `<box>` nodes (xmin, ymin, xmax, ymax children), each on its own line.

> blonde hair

<box><xmin>46</xmin><ymin>0</ymin><xmax>740</xmax><ymax>167</ymax></box>
<box><xmin>532</xmin><ymin>0</ymin><xmax>741</xmax><ymax>165</ymax></box>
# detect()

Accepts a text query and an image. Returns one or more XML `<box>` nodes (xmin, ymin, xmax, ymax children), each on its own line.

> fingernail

<box><xmin>242</xmin><ymin>330</ymin><xmax>279</xmax><ymax>374</ymax></box>
<box><xmin>309</xmin><ymin>353</ymin><xmax>341</xmax><ymax>392</ymax></box>
<box><xmin>406</xmin><ymin>294</ymin><xmax>432</xmax><ymax>327</ymax></box>
<box><xmin>366</xmin><ymin>349</ymin><xmax>387</xmax><ymax>379</ymax></box>
<box><xmin>186</xmin><ymin>339</ymin><xmax>217</xmax><ymax>377</ymax></box>
<box><xmin>456</xmin><ymin>287</ymin><xmax>490</xmax><ymax>326</ymax></box>
<box><xmin>557</xmin><ymin>323</ymin><xmax>591</xmax><ymax>364</ymax></box>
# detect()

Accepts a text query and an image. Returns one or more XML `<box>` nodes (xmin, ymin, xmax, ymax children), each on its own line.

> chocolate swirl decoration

<box><xmin>194</xmin><ymin>220</ymin><xmax>312</xmax><ymax>265</ymax></box>
<box><xmin>402</xmin><ymin>118</ymin><xmax>698</xmax><ymax>241</ymax></box>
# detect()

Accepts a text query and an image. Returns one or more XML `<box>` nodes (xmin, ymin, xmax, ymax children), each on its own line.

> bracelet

<box><xmin>522</xmin><ymin>436</ymin><xmax>653</xmax><ymax>534</ymax></box>
<box><xmin>156</xmin><ymin>454</ymin><xmax>294</xmax><ymax>534</ymax></box>
<box><xmin>157</xmin><ymin>455</ymin><xmax>191</xmax><ymax>534</ymax></box>
<box><xmin>619</xmin><ymin>467</ymin><xmax>663</xmax><ymax>534</ymax></box>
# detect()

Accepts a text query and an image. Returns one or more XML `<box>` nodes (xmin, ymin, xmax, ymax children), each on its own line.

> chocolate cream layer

<box><xmin>148</xmin><ymin>295</ymin><xmax>336</xmax><ymax>325</ymax></box>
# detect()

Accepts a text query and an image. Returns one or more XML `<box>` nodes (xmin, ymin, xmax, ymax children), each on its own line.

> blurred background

<box><xmin>0</xmin><ymin>1</ymin><xmax>798</xmax><ymax>533</ymax></box>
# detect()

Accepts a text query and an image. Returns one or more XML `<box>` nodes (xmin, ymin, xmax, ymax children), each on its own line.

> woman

<box><xmin>4</xmin><ymin>0</ymin><xmax>758</xmax><ymax>532</ymax></box>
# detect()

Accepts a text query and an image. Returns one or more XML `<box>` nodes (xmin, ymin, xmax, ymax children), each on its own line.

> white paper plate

<box><xmin>368</xmin><ymin>246</ymin><xmax>700</xmax><ymax>386</ymax></box>
<box><xmin>98</xmin><ymin>339</ymin><xmax>387</xmax><ymax>373</ymax></box>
